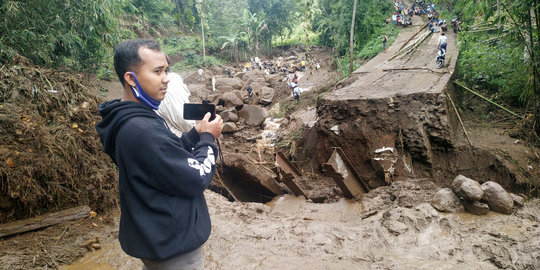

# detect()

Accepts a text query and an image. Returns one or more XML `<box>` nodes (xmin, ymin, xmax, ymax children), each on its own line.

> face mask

<box><xmin>129</xmin><ymin>72</ymin><xmax>161</xmax><ymax>110</ymax></box>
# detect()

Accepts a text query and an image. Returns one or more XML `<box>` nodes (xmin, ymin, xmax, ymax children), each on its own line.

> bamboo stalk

<box><xmin>454</xmin><ymin>80</ymin><xmax>523</xmax><ymax>119</ymax></box>
<box><xmin>446</xmin><ymin>92</ymin><xmax>473</xmax><ymax>147</ymax></box>
<box><xmin>398</xmin><ymin>22</ymin><xmax>430</xmax><ymax>51</ymax></box>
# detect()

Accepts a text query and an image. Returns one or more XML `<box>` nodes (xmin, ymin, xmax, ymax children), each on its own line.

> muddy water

<box><xmin>62</xmin><ymin>185</ymin><xmax>540</xmax><ymax>270</ymax></box>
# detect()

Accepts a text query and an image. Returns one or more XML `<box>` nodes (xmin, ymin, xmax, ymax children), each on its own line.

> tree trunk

<box><xmin>201</xmin><ymin>18</ymin><xmax>206</xmax><ymax>62</ymax></box>
<box><xmin>349</xmin><ymin>0</ymin><xmax>358</xmax><ymax>74</ymax></box>
<box><xmin>255</xmin><ymin>34</ymin><xmax>259</xmax><ymax>57</ymax></box>
<box><xmin>529</xmin><ymin>5</ymin><xmax>540</xmax><ymax>134</ymax></box>
<box><xmin>234</xmin><ymin>43</ymin><xmax>239</xmax><ymax>66</ymax></box>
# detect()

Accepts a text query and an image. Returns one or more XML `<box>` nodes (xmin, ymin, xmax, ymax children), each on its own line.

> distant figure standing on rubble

<box><xmin>293</xmin><ymin>86</ymin><xmax>300</xmax><ymax>102</ymax></box>
<box><xmin>382</xmin><ymin>33</ymin><xmax>388</xmax><ymax>50</ymax></box>
<box><xmin>212</xmin><ymin>76</ymin><xmax>216</xmax><ymax>92</ymax></box>
<box><xmin>198</xmin><ymin>67</ymin><xmax>203</xmax><ymax>81</ymax></box>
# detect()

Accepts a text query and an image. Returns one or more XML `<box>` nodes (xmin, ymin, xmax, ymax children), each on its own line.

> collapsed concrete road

<box><xmin>308</xmin><ymin>16</ymin><xmax>531</xmax><ymax>196</ymax></box>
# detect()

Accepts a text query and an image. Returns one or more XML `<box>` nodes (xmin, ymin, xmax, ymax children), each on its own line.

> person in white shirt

<box><xmin>197</xmin><ymin>68</ymin><xmax>203</xmax><ymax>81</ymax></box>
<box><xmin>437</xmin><ymin>32</ymin><xmax>448</xmax><ymax>50</ymax></box>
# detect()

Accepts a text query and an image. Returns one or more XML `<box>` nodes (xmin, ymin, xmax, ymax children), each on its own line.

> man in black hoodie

<box><xmin>96</xmin><ymin>39</ymin><xmax>223</xmax><ymax>269</ymax></box>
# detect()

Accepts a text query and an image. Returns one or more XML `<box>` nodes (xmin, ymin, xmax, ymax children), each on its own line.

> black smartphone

<box><xmin>183</xmin><ymin>103</ymin><xmax>216</xmax><ymax>121</ymax></box>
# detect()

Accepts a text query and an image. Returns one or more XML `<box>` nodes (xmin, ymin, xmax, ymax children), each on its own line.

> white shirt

<box><xmin>438</xmin><ymin>35</ymin><xmax>448</xmax><ymax>47</ymax></box>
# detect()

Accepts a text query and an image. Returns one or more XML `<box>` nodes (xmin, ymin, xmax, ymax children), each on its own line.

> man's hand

<box><xmin>195</xmin><ymin>113</ymin><xmax>223</xmax><ymax>139</ymax></box>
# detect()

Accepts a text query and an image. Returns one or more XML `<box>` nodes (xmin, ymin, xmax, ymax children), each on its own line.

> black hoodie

<box><xmin>96</xmin><ymin>99</ymin><xmax>217</xmax><ymax>260</ymax></box>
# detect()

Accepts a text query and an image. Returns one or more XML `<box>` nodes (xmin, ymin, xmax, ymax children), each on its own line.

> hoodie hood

<box><xmin>95</xmin><ymin>99</ymin><xmax>161</xmax><ymax>163</ymax></box>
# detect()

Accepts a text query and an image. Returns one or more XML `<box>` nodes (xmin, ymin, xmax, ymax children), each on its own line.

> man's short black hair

<box><xmin>113</xmin><ymin>39</ymin><xmax>161</xmax><ymax>86</ymax></box>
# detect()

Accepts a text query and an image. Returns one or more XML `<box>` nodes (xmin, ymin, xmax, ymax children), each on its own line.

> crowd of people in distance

<box><xmin>241</xmin><ymin>56</ymin><xmax>320</xmax><ymax>77</ymax></box>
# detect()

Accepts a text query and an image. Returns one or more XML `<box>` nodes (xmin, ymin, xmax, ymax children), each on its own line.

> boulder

<box><xmin>232</xmin><ymin>90</ymin><xmax>244</xmax><ymax>100</ymax></box>
<box><xmin>249</xmin><ymin>81</ymin><xmax>267</xmax><ymax>93</ymax></box>
<box><xmin>238</xmin><ymin>105</ymin><xmax>267</xmax><ymax>126</ymax></box>
<box><xmin>222</xmin><ymin>122</ymin><xmax>238</xmax><ymax>133</ymax></box>
<box><xmin>221</xmin><ymin>92</ymin><xmax>243</xmax><ymax>107</ymax></box>
<box><xmin>217</xmin><ymin>85</ymin><xmax>234</xmax><ymax>92</ymax></box>
<box><xmin>265</xmin><ymin>74</ymin><xmax>283</xmax><ymax>87</ymax></box>
<box><xmin>220</xmin><ymin>109</ymin><xmax>239</xmax><ymax>123</ymax></box>
<box><xmin>243</xmin><ymin>71</ymin><xmax>266</xmax><ymax>85</ymax></box>
<box><xmin>258</xmin><ymin>87</ymin><xmax>275</xmax><ymax>105</ymax></box>
<box><xmin>462</xmin><ymin>200</ymin><xmax>489</xmax><ymax>215</ymax></box>
<box><xmin>431</xmin><ymin>188</ymin><xmax>464</xmax><ymax>213</ymax></box>
<box><xmin>206</xmin><ymin>93</ymin><xmax>221</xmax><ymax>104</ymax></box>
<box><xmin>451</xmin><ymin>175</ymin><xmax>483</xmax><ymax>202</ymax></box>
<box><xmin>215</xmin><ymin>77</ymin><xmax>243</xmax><ymax>90</ymax></box>
<box><xmin>510</xmin><ymin>193</ymin><xmax>525</xmax><ymax>208</ymax></box>
<box><xmin>481</xmin><ymin>181</ymin><xmax>514</xmax><ymax>215</ymax></box>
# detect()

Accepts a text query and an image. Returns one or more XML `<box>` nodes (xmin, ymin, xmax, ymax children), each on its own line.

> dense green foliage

<box><xmin>314</xmin><ymin>0</ymin><xmax>394</xmax><ymax>55</ymax></box>
<box><xmin>0</xmin><ymin>0</ymin><xmax>120</xmax><ymax>72</ymax></box>
<box><xmin>439</xmin><ymin>0</ymin><xmax>539</xmax><ymax>109</ymax></box>
<box><xmin>1</xmin><ymin>0</ymin><xmax>406</xmax><ymax>77</ymax></box>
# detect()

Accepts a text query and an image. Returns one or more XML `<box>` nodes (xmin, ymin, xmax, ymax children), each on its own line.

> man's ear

<box><xmin>124</xmin><ymin>72</ymin><xmax>136</xmax><ymax>88</ymax></box>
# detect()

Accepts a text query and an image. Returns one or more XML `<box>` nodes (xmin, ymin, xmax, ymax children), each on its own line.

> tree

<box><xmin>349</xmin><ymin>0</ymin><xmax>358</xmax><ymax>74</ymax></box>
<box><xmin>195</xmin><ymin>0</ymin><xmax>212</xmax><ymax>62</ymax></box>
<box><xmin>220</xmin><ymin>30</ymin><xmax>246</xmax><ymax>64</ymax></box>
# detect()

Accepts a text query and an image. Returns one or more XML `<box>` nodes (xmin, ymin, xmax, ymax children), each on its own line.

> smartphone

<box><xmin>183</xmin><ymin>103</ymin><xmax>216</xmax><ymax>121</ymax></box>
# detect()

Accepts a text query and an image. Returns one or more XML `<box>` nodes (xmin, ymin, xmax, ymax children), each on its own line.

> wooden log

<box><xmin>398</xmin><ymin>22</ymin><xmax>430</xmax><ymax>51</ymax></box>
<box><xmin>454</xmin><ymin>80</ymin><xmax>523</xmax><ymax>119</ymax></box>
<box><xmin>0</xmin><ymin>205</ymin><xmax>90</xmax><ymax>237</ymax></box>
<box><xmin>389</xmin><ymin>30</ymin><xmax>431</xmax><ymax>61</ymax></box>
<box><xmin>446</xmin><ymin>92</ymin><xmax>473</xmax><ymax>147</ymax></box>
<box><xmin>383</xmin><ymin>67</ymin><xmax>447</xmax><ymax>73</ymax></box>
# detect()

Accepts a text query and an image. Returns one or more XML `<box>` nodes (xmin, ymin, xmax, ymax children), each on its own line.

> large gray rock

<box><xmin>206</xmin><ymin>93</ymin><xmax>221</xmax><ymax>105</ymax></box>
<box><xmin>510</xmin><ymin>193</ymin><xmax>525</xmax><ymax>208</ymax></box>
<box><xmin>222</xmin><ymin>122</ymin><xmax>238</xmax><ymax>133</ymax></box>
<box><xmin>232</xmin><ymin>90</ymin><xmax>244</xmax><ymax>100</ymax></box>
<box><xmin>217</xmin><ymin>85</ymin><xmax>234</xmax><ymax>92</ymax></box>
<box><xmin>215</xmin><ymin>77</ymin><xmax>243</xmax><ymax>90</ymax></box>
<box><xmin>451</xmin><ymin>175</ymin><xmax>483</xmax><ymax>202</ymax></box>
<box><xmin>220</xmin><ymin>109</ymin><xmax>239</xmax><ymax>123</ymax></box>
<box><xmin>221</xmin><ymin>92</ymin><xmax>243</xmax><ymax>107</ymax></box>
<box><xmin>481</xmin><ymin>181</ymin><xmax>514</xmax><ymax>215</ymax></box>
<box><xmin>242</xmin><ymin>71</ymin><xmax>266</xmax><ymax>85</ymax></box>
<box><xmin>431</xmin><ymin>188</ymin><xmax>464</xmax><ymax>213</ymax></box>
<box><xmin>258</xmin><ymin>87</ymin><xmax>275</xmax><ymax>105</ymax></box>
<box><xmin>462</xmin><ymin>200</ymin><xmax>490</xmax><ymax>215</ymax></box>
<box><xmin>238</xmin><ymin>105</ymin><xmax>267</xmax><ymax>126</ymax></box>
<box><xmin>249</xmin><ymin>81</ymin><xmax>267</xmax><ymax>93</ymax></box>
<box><xmin>265</xmin><ymin>74</ymin><xmax>283</xmax><ymax>88</ymax></box>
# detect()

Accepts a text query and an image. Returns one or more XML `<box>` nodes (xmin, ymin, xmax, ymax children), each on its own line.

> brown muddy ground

<box><xmin>1</xmin><ymin>13</ymin><xmax>540</xmax><ymax>270</ymax></box>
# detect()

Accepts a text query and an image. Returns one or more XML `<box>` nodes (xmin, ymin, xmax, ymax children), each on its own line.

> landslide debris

<box><xmin>0</xmin><ymin>56</ymin><xmax>118</xmax><ymax>223</ymax></box>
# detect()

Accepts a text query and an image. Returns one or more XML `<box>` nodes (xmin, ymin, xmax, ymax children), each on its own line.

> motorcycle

<box><xmin>436</xmin><ymin>48</ymin><xmax>446</xmax><ymax>68</ymax></box>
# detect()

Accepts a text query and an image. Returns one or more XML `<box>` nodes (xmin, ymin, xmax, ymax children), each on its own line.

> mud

<box><xmin>60</xmin><ymin>181</ymin><xmax>540</xmax><ymax>270</ymax></box>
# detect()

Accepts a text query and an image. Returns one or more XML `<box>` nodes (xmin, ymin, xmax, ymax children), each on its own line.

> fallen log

<box><xmin>0</xmin><ymin>205</ymin><xmax>90</xmax><ymax>237</ymax></box>
<box><xmin>383</xmin><ymin>67</ymin><xmax>447</xmax><ymax>74</ymax></box>
<box><xmin>398</xmin><ymin>22</ymin><xmax>429</xmax><ymax>51</ymax></box>
<box><xmin>389</xmin><ymin>30</ymin><xmax>431</xmax><ymax>61</ymax></box>
<box><xmin>454</xmin><ymin>80</ymin><xmax>523</xmax><ymax>119</ymax></box>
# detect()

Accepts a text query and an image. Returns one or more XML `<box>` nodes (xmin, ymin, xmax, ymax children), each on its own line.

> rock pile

<box><xmin>201</xmin><ymin>70</ymin><xmax>288</xmax><ymax>134</ymax></box>
<box><xmin>431</xmin><ymin>175</ymin><xmax>525</xmax><ymax>215</ymax></box>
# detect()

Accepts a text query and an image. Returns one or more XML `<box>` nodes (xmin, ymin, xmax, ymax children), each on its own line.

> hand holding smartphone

<box><xmin>183</xmin><ymin>103</ymin><xmax>216</xmax><ymax>121</ymax></box>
